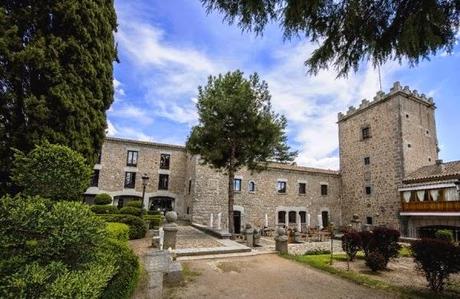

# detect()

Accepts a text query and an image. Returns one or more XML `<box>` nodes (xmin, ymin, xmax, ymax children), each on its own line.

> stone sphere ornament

<box><xmin>277</xmin><ymin>227</ymin><xmax>286</xmax><ymax>236</ymax></box>
<box><xmin>165</xmin><ymin>211</ymin><xmax>177</xmax><ymax>223</ymax></box>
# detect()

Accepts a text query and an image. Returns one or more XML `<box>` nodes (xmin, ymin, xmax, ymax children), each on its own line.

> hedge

<box><xmin>147</xmin><ymin>210</ymin><xmax>162</xmax><ymax>216</ymax></box>
<box><xmin>95</xmin><ymin>193</ymin><xmax>112</xmax><ymax>205</ymax></box>
<box><xmin>119</xmin><ymin>206</ymin><xmax>143</xmax><ymax>217</ymax></box>
<box><xmin>143</xmin><ymin>215</ymin><xmax>163</xmax><ymax>229</ymax></box>
<box><xmin>99</xmin><ymin>214</ymin><xmax>147</xmax><ymax>239</ymax></box>
<box><xmin>91</xmin><ymin>205</ymin><xmax>118</xmax><ymax>215</ymax></box>
<box><xmin>106</xmin><ymin>223</ymin><xmax>129</xmax><ymax>242</ymax></box>
<box><xmin>101</xmin><ymin>239</ymin><xmax>140</xmax><ymax>299</ymax></box>
<box><xmin>126</xmin><ymin>200</ymin><xmax>143</xmax><ymax>208</ymax></box>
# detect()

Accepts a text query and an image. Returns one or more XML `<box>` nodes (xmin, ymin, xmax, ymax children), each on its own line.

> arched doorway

<box><xmin>114</xmin><ymin>195</ymin><xmax>142</xmax><ymax>209</ymax></box>
<box><xmin>321</xmin><ymin>211</ymin><xmax>329</xmax><ymax>228</ymax></box>
<box><xmin>149</xmin><ymin>196</ymin><xmax>175</xmax><ymax>213</ymax></box>
<box><xmin>233</xmin><ymin>211</ymin><xmax>241</xmax><ymax>234</ymax></box>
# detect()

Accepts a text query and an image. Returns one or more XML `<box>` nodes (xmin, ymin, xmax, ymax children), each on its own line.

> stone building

<box><xmin>85</xmin><ymin>81</ymin><xmax>460</xmax><ymax>238</ymax></box>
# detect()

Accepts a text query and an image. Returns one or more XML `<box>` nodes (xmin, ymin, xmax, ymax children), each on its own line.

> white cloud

<box><xmin>110</xmin><ymin>104</ymin><xmax>154</xmax><ymax>126</ymax></box>
<box><xmin>106</xmin><ymin>120</ymin><xmax>118</xmax><ymax>136</ymax></box>
<box><xmin>107</xmin><ymin>121</ymin><xmax>154</xmax><ymax>142</ymax></box>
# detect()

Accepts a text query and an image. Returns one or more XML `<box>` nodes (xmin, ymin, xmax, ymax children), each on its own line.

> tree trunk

<box><xmin>228</xmin><ymin>170</ymin><xmax>235</xmax><ymax>235</ymax></box>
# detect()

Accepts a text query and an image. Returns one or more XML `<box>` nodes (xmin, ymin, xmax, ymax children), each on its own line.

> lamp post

<box><xmin>141</xmin><ymin>173</ymin><xmax>149</xmax><ymax>216</ymax></box>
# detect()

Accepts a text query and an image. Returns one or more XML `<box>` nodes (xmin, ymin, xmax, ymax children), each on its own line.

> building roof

<box><xmin>267</xmin><ymin>162</ymin><xmax>340</xmax><ymax>176</ymax></box>
<box><xmin>404</xmin><ymin>160</ymin><xmax>460</xmax><ymax>183</ymax></box>
<box><xmin>105</xmin><ymin>136</ymin><xmax>186</xmax><ymax>150</ymax></box>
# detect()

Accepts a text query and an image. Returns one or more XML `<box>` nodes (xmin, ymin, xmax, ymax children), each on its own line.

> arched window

<box><xmin>288</xmin><ymin>211</ymin><xmax>296</xmax><ymax>224</ymax></box>
<box><xmin>278</xmin><ymin>211</ymin><xmax>286</xmax><ymax>224</ymax></box>
<box><xmin>248</xmin><ymin>181</ymin><xmax>256</xmax><ymax>192</ymax></box>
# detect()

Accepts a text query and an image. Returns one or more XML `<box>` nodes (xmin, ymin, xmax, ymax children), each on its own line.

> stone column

<box><xmin>209</xmin><ymin>213</ymin><xmax>214</xmax><ymax>228</ymax></box>
<box><xmin>285</xmin><ymin>212</ymin><xmax>288</xmax><ymax>227</ymax></box>
<box><xmin>217</xmin><ymin>212</ymin><xmax>222</xmax><ymax>230</ymax></box>
<box><xmin>163</xmin><ymin>211</ymin><xmax>178</xmax><ymax>250</ymax></box>
<box><xmin>275</xmin><ymin>227</ymin><xmax>288</xmax><ymax>254</ymax></box>
<box><xmin>297</xmin><ymin>212</ymin><xmax>302</xmax><ymax>232</ymax></box>
<box><xmin>245</xmin><ymin>224</ymin><xmax>254</xmax><ymax>247</ymax></box>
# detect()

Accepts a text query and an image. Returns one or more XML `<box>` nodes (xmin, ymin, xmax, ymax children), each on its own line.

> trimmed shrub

<box><xmin>341</xmin><ymin>230</ymin><xmax>361</xmax><ymax>261</ymax></box>
<box><xmin>99</xmin><ymin>214</ymin><xmax>147</xmax><ymax>239</ymax></box>
<box><xmin>101</xmin><ymin>239</ymin><xmax>140</xmax><ymax>299</ymax></box>
<box><xmin>358</xmin><ymin>230</ymin><xmax>373</xmax><ymax>257</ymax></box>
<box><xmin>95</xmin><ymin>193</ymin><xmax>112</xmax><ymax>205</ymax></box>
<box><xmin>434</xmin><ymin>229</ymin><xmax>454</xmax><ymax>243</ymax></box>
<box><xmin>106</xmin><ymin>223</ymin><xmax>129</xmax><ymax>242</ymax></box>
<box><xmin>367</xmin><ymin>227</ymin><xmax>401</xmax><ymax>267</ymax></box>
<box><xmin>412</xmin><ymin>239</ymin><xmax>460</xmax><ymax>292</ymax></box>
<box><xmin>126</xmin><ymin>200</ymin><xmax>143</xmax><ymax>208</ymax></box>
<box><xmin>143</xmin><ymin>215</ymin><xmax>163</xmax><ymax>229</ymax></box>
<box><xmin>147</xmin><ymin>210</ymin><xmax>162</xmax><ymax>216</ymax></box>
<box><xmin>91</xmin><ymin>205</ymin><xmax>118</xmax><ymax>215</ymax></box>
<box><xmin>119</xmin><ymin>206</ymin><xmax>142</xmax><ymax>217</ymax></box>
<box><xmin>365</xmin><ymin>251</ymin><xmax>386</xmax><ymax>272</ymax></box>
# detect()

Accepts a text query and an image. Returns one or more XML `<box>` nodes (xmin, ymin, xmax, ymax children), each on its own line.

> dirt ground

<box><xmin>164</xmin><ymin>254</ymin><xmax>395</xmax><ymax>299</ymax></box>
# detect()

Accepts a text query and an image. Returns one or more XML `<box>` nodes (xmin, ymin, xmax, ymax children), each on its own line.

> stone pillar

<box><xmin>275</xmin><ymin>227</ymin><xmax>288</xmax><ymax>254</ymax></box>
<box><xmin>293</xmin><ymin>228</ymin><xmax>303</xmax><ymax>243</ymax></box>
<box><xmin>297</xmin><ymin>212</ymin><xmax>302</xmax><ymax>232</ymax></box>
<box><xmin>245</xmin><ymin>224</ymin><xmax>254</xmax><ymax>247</ymax></box>
<box><xmin>253</xmin><ymin>228</ymin><xmax>261</xmax><ymax>247</ymax></box>
<box><xmin>217</xmin><ymin>212</ymin><xmax>222</xmax><ymax>230</ymax></box>
<box><xmin>151</xmin><ymin>228</ymin><xmax>161</xmax><ymax>249</ymax></box>
<box><xmin>209</xmin><ymin>213</ymin><xmax>214</xmax><ymax>228</ymax></box>
<box><xmin>317</xmin><ymin>214</ymin><xmax>323</xmax><ymax>230</ymax></box>
<box><xmin>285</xmin><ymin>212</ymin><xmax>288</xmax><ymax>227</ymax></box>
<box><xmin>163</xmin><ymin>211</ymin><xmax>178</xmax><ymax>250</ymax></box>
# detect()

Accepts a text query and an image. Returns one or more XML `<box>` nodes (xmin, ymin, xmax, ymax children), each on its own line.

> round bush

<box><xmin>126</xmin><ymin>200</ymin><xmax>142</xmax><ymax>208</ymax></box>
<box><xmin>365</xmin><ymin>251</ymin><xmax>386</xmax><ymax>272</ymax></box>
<box><xmin>98</xmin><ymin>214</ymin><xmax>147</xmax><ymax>239</ymax></box>
<box><xmin>119</xmin><ymin>206</ymin><xmax>142</xmax><ymax>217</ymax></box>
<box><xmin>106</xmin><ymin>223</ymin><xmax>129</xmax><ymax>242</ymax></box>
<box><xmin>341</xmin><ymin>230</ymin><xmax>361</xmax><ymax>261</ymax></box>
<box><xmin>147</xmin><ymin>210</ymin><xmax>162</xmax><ymax>216</ymax></box>
<box><xmin>434</xmin><ymin>229</ymin><xmax>454</xmax><ymax>243</ymax></box>
<box><xmin>91</xmin><ymin>205</ymin><xmax>118</xmax><ymax>215</ymax></box>
<box><xmin>95</xmin><ymin>193</ymin><xmax>112</xmax><ymax>205</ymax></box>
<box><xmin>143</xmin><ymin>215</ymin><xmax>163</xmax><ymax>229</ymax></box>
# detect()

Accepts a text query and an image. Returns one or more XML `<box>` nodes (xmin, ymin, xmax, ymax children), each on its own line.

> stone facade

<box><xmin>338</xmin><ymin>82</ymin><xmax>438</xmax><ymax>229</ymax></box>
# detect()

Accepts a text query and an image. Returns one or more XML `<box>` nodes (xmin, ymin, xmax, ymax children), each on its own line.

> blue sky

<box><xmin>109</xmin><ymin>0</ymin><xmax>460</xmax><ymax>170</ymax></box>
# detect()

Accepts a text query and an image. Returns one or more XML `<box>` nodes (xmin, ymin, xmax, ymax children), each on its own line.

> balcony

<box><xmin>401</xmin><ymin>200</ymin><xmax>460</xmax><ymax>212</ymax></box>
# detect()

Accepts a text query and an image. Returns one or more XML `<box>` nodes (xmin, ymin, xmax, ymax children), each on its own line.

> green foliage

<box><xmin>143</xmin><ymin>215</ymin><xmax>163</xmax><ymax>229</ymax></box>
<box><xmin>91</xmin><ymin>205</ymin><xmax>118</xmax><ymax>215</ymax></box>
<box><xmin>341</xmin><ymin>230</ymin><xmax>361</xmax><ymax>261</ymax></box>
<box><xmin>0</xmin><ymin>194</ymin><xmax>116</xmax><ymax>298</ymax></box>
<box><xmin>99</xmin><ymin>214</ymin><xmax>147</xmax><ymax>240</ymax></box>
<box><xmin>365</xmin><ymin>251</ymin><xmax>386</xmax><ymax>272</ymax></box>
<box><xmin>126</xmin><ymin>200</ymin><xmax>143</xmax><ymax>208</ymax></box>
<box><xmin>201</xmin><ymin>0</ymin><xmax>460</xmax><ymax>76</ymax></box>
<box><xmin>303</xmin><ymin>249</ymin><xmax>330</xmax><ymax>255</ymax></box>
<box><xmin>412</xmin><ymin>238</ymin><xmax>460</xmax><ymax>292</ymax></box>
<box><xmin>95</xmin><ymin>193</ymin><xmax>113</xmax><ymax>205</ymax></box>
<box><xmin>106</xmin><ymin>223</ymin><xmax>129</xmax><ymax>242</ymax></box>
<box><xmin>435</xmin><ymin>229</ymin><xmax>454</xmax><ymax>243</ymax></box>
<box><xmin>186</xmin><ymin>70</ymin><xmax>296</xmax><ymax>233</ymax></box>
<box><xmin>10</xmin><ymin>143</ymin><xmax>92</xmax><ymax>201</ymax></box>
<box><xmin>119</xmin><ymin>206</ymin><xmax>143</xmax><ymax>217</ymax></box>
<box><xmin>101</xmin><ymin>239</ymin><xmax>140</xmax><ymax>299</ymax></box>
<box><xmin>367</xmin><ymin>227</ymin><xmax>401</xmax><ymax>268</ymax></box>
<box><xmin>0</xmin><ymin>0</ymin><xmax>117</xmax><ymax>194</ymax></box>
<box><xmin>147</xmin><ymin>210</ymin><xmax>162</xmax><ymax>216</ymax></box>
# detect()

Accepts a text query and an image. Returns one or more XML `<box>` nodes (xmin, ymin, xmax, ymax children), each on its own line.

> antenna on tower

<box><xmin>377</xmin><ymin>64</ymin><xmax>382</xmax><ymax>91</ymax></box>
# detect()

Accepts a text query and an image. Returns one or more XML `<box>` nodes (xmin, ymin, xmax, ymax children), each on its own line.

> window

<box><xmin>248</xmin><ymin>181</ymin><xmax>255</xmax><ymax>192</ymax></box>
<box><xmin>299</xmin><ymin>211</ymin><xmax>306</xmax><ymax>223</ymax></box>
<box><xmin>364</xmin><ymin>157</ymin><xmax>370</xmax><ymax>165</ymax></box>
<box><xmin>277</xmin><ymin>181</ymin><xmax>287</xmax><ymax>193</ymax></box>
<box><xmin>90</xmin><ymin>170</ymin><xmax>99</xmax><ymax>187</ymax></box>
<box><xmin>321</xmin><ymin>184</ymin><xmax>328</xmax><ymax>196</ymax></box>
<box><xmin>299</xmin><ymin>183</ymin><xmax>306</xmax><ymax>194</ymax></box>
<box><xmin>288</xmin><ymin>211</ymin><xmax>296</xmax><ymax>223</ymax></box>
<box><xmin>126</xmin><ymin>150</ymin><xmax>138</xmax><ymax>166</ymax></box>
<box><xmin>322</xmin><ymin>211</ymin><xmax>329</xmax><ymax>227</ymax></box>
<box><xmin>365</xmin><ymin>186</ymin><xmax>372</xmax><ymax>195</ymax></box>
<box><xmin>233</xmin><ymin>179</ymin><xmax>242</xmax><ymax>192</ymax></box>
<box><xmin>187</xmin><ymin>207</ymin><xmax>190</xmax><ymax>214</ymax></box>
<box><xmin>366</xmin><ymin>217</ymin><xmax>373</xmax><ymax>225</ymax></box>
<box><xmin>160</xmin><ymin>153</ymin><xmax>170</xmax><ymax>169</ymax></box>
<box><xmin>405</xmin><ymin>114</ymin><xmax>409</xmax><ymax>118</ymax></box>
<box><xmin>188</xmin><ymin>179</ymin><xmax>192</xmax><ymax>194</ymax></box>
<box><xmin>408</xmin><ymin>143</ymin><xmax>412</xmax><ymax>148</ymax></box>
<box><xmin>278</xmin><ymin>211</ymin><xmax>286</xmax><ymax>224</ymax></box>
<box><xmin>362</xmin><ymin>127</ymin><xmax>370</xmax><ymax>139</ymax></box>
<box><xmin>124</xmin><ymin>172</ymin><xmax>136</xmax><ymax>188</ymax></box>
<box><xmin>158</xmin><ymin>174</ymin><xmax>169</xmax><ymax>190</ymax></box>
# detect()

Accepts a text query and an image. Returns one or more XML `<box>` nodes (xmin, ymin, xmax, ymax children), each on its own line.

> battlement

<box><xmin>337</xmin><ymin>81</ymin><xmax>435</xmax><ymax>122</ymax></box>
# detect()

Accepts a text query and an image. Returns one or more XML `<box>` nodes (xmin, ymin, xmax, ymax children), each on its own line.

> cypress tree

<box><xmin>0</xmin><ymin>1</ymin><xmax>117</xmax><ymax>194</ymax></box>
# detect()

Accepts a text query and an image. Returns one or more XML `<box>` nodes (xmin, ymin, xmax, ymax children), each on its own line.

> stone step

<box><xmin>177</xmin><ymin>249</ymin><xmax>276</xmax><ymax>261</ymax></box>
<box><xmin>176</xmin><ymin>245</ymin><xmax>251</xmax><ymax>257</ymax></box>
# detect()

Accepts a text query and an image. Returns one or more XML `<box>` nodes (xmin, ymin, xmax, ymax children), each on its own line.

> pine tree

<box><xmin>201</xmin><ymin>0</ymin><xmax>460</xmax><ymax>76</ymax></box>
<box><xmin>0</xmin><ymin>1</ymin><xmax>117</xmax><ymax>194</ymax></box>
<box><xmin>186</xmin><ymin>71</ymin><xmax>296</xmax><ymax>234</ymax></box>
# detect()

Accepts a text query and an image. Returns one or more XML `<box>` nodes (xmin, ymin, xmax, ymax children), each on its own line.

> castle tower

<box><xmin>338</xmin><ymin>82</ymin><xmax>438</xmax><ymax>228</ymax></box>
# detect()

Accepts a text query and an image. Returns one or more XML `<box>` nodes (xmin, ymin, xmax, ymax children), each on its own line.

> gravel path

<box><xmin>176</xmin><ymin>226</ymin><xmax>222</xmax><ymax>249</ymax></box>
<box><xmin>167</xmin><ymin>254</ymin><xmax>395</xmax><ymax>299</ymax></box>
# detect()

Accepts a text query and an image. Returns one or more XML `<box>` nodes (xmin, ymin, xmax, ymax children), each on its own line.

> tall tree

<box><xmin>186</xmin><ymin>71</ymin><xmax>296</xmax><ymax>234</ymax></box>
<box><xmin>201</xmin><ymin>0</ymin><xmax>460</xmax><ymax>76</ymax></box>
<box><xmin>0</xmin><ymin>1</ymin><xmax>117</xmax><ymax>194</ymax></box>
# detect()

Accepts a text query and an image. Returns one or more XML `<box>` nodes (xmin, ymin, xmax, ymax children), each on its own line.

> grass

<box><xmin>282</xmin><ymin>253</ymin><xmax>459</xmax><ymax>299</ymax></box>
<box><xmin>399</xmin><ymin>246</ymin><xmax>412</xmax><ymax>257</ymax></box>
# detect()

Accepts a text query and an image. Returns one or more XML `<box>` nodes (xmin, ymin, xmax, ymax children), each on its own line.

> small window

<box><xmin>364</xmin><ymin>157</ymin><xmax>370</xmax><ymax>165</ymax></box>
<box><xmin>321</xmin><ymin>184</ymin><xmax>328</xmax><ymax>196</ymax></box>
<box><xmin>277</xmin><ymin>181</ymin><xmax>287</xmax><ymax>193</ymax></box>
<box><xmin>233</xmin><ymin>179</ymin><xmax>242</xmax><ymax>192</ymax></box>
<box><xmin>405</xmin><ymin>114</ymin><xmax>409</xmax><ymax>118</ymax></box>
<box><xmin>365</xmin><ymin>186</ymin><xmax>372</xmax><ymax>195</ymax></box>
<box><xmin>187</xmin><ymin>207</ymin><xmax>190</xmax><ymax>214</ymax></box>
<box><xmin>91</xmin><ymin>170</ymin><xmax>100</xmax><ymax>187</ymax></box>
<box><xmin>278</xmin><ymin>211</ymin><xmax>286</xmax><ymax>224</ymax></box>
<box><xmin>248</xmin><ymin>181</ymin><xmax>256</xmax><ymax>192</ymax></box>
<box><xmin>366</xmin><ymin>217</ymin><xmax>373</xmax><ymax>225</ymax></box>
<box><xmin>158</xmin><ymin>174</ymin><xmax>169</xmax><ymax>190</ymax></box>
<box><xmin>408</xmin><ymin>143</ymin><xmax>411</xmax><ymax>148</ymax></box>
<box><xmin>428</xmin><ymin>157</ymin><xmax>432</xmax><ymax>162</ymax></box>
<box><xmin>160</xmin><ymin>154</ymin><xmax>170</xmax><ymax>169</ymax></box>
<box><xmin>362</xmin><ymin>127</ymin><xmax>370</xmax><ymax>139</ymax></box>
<box><xmin>126</xmin><ymin>150</ymin><xmax>138</xmax><ymax>167</ymax></box>
<box><xmin>124</xmin><ymin>172</ymin><xmax>136</xmax><ymax>188</ymax></box>
<box><xmin>188</xmin><ymin>179</ymin><xmax>192</xmax><ymax>194</ymax></box>
<box><xmin>299</xmin><ymin>211</ymin><xmax>306</xmax><ymax>223</ymax></box>
<box><xmin>288</xmin><ymin>211</ymin><xmax>296</xmax><ymax>223</ymax></box>
<box><xmin>299</xmin><ymin>183</ymin><xmax>306</xmax><ymax>194</ymax></box>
